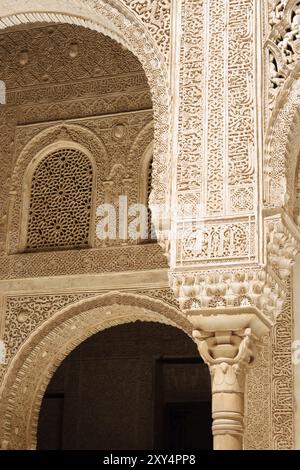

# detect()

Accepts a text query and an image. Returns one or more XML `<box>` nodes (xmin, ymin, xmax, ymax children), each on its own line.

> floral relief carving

<box><xmin>271</xmin><ymin>278</ymin><xmax>294</xmax><ymax>449</ymax></box>
<box><xmin>269</xmin><ymin>1</ymin><xmax>288</xmax><ymax>27</ymax></box>
<box><xmin>177</xmin><ymin>0</ymin><xmax>204</xmax><ymax>196</ymax></box>
<box><xmin>73</xmin><ymin>0</ymin><xmax>171</xmax><ymax>60</ymax></box>
<box><xmin>0</xmin><ymin>246</ymin><xmax>167</xmax><ymax>280</ymax></box>
<box><xmin>265</xmin><ymin>75</ymin><xmax>300</xmax><ymax>210</ymax></box>
<box><xmin>227</xmin><ymin>0</ymin><xmax>255</xmax><ymax>212</ymax></box>
<box><xmin>2</xmin><ymin>288</ymin><xmax>181</xmax><ymax>366</ymax></box>
<box><xmin>176</xmin><ymin>0</ymin><xmax>257</xmax><ymax>273</ymax></box>
<box><xmin>0</xmin><ymin>109</ymin><xmax>16</xmax><ymax>253</ymax></box>
<box><xmin>3</xmin><ymin>293</ymin><xmax>92</xmax><ymax>362</ymax></box>
<box><xmin>244</xmin><ymin>335</ymin><xmax>271</xmax><ymax>449</ymax></box>
<box><xmin>205</xmin><ymin>0</ymin><xmax>226</xmax><ymax>216</ymax></box>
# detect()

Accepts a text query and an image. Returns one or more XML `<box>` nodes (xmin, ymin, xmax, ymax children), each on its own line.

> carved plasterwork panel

<box><xmin>177</xmin><ymin>0</ymin><xmax>255</xmax><ymax>217</ymax></box>
<box><xmin>205</xmin><ymin>0</ymin><xmax>226</xmax><ymax>216</ymax></box>
<box><xmin>177</xmin><ymin>0</ymin><xmax>204</xmax><ymax>197</ymax></box>
<box><xmin>264</xmin><ymin>0</ymin><xmax>300</xmax><ymax>211</ymax></box>
<box><xmin>0</xmin><ymin>244</ymin><xmax>167</xmax><ymax>280</ymax></box>
<box><xmin>264</xmin><ymin>2</ymin><xmax>300</xmax><ymax>215</ymax></box>
<box><xmin>7</xmin><ymin>110</ymin><xmax>153</xmax><ymax>254</ymax></box>
<box><xmin>263</xmin><ymin>5</ymin><xmax>300</xmax><ymax>446</ymax></box>
<box><xmin>244</xmin><ymin>335</ymin><xmax>272</xmax><ymax>450</ymax></box>
<box><xmin>0</xmin><ymin>23</ymin><xmax>156</xmax><ymax>256</ymax></box>
<box><xmin>175</xmin><ymin>0</ymin><xmax>257</xmax><ymax>270</ymax></box>
<box><xmin>0</xmin><ymin>2</ymin><xmax>172</xmax><ymax>242</ymax></box>
<box><xmin>16</xmin><ymin>89</ymin><xmax>152</xmax><ymax>125</ymax></box>
<box><xmin>266</xmin><ymin>1</ymin><xmax>300</xmax><ymax>111</ymax></box>
<box><xmin>3</xmin><ymin>293</ymin><xmax>92</xmax><ymax>363</ymax></box>
<box><xmin>0</xmin><ymin>24</ymin><xmax>152</xmax><ymax>122</ymax></box>
<box><xmin>120</xmin><ymin>0</ymin><xmax>171</xmax><ymax>60</ymax></box>
<box><xmin>0</xmin><ymin>0</ymin><xmax>172</xmax><ymax>61</ymax></box>
<box><xmin>265</xmin><ymin>77</ymin><xmax>300</xmax><ymax>210</ymax></box>
<box><xmin>0</xmin><ymin>22</ymin><xmax>164</xmax><ymax>278</ymax></box>
<box><xmin>177</xmin><ymin>218</ymin><xmax>256</xmax><ymax>265</ymax></box>
<box><xmin>2</xmin><ymin>288</ymin><xmax>181</xmax><ymax>367</ymax></box>
<box><xmin>271</xmin><ymin>278</ymin><xmax>294</xmax><ymax>449</ymax></box>
<box><xmin>227</xmin><ymin>0</ymin><xmax>256</xmax><ymax>213</ymax></box>
<box><xmin>0</xmin><ymin>109</ymin><xmax>16</xmax><ymax>253</ymax></box>
<box><xmin>0</xmin><ymin>24</ymin><xmax>146</xmax><ymax>90</ymax></box>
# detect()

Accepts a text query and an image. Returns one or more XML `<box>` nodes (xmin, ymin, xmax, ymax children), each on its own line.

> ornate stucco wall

<box><xmin>0</xmin><ymin>0</ymin><xmax>299</xmax><ymax>450</ymax></box>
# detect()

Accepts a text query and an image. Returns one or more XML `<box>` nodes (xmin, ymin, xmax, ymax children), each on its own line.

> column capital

<box><xmin>193</xmin><ymin>328</ymin><xmax>254</xmax><ymax>395</ymax></box>
<box><xmin>188</xmin><ymin>308</ymin><xmax>271</xmax><ymax>449</ymax></box>
<box><xmin>193</xmin><ymin>328</ymin><xmax>254</xmax><ymax>366</ymax></box>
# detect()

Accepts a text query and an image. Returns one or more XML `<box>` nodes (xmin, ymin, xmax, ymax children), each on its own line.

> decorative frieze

<box><xmin>0</xmin><ymin>244</ymin><xmax>167</xmax><ymax>280</ymax></box>
<box><xmin>177</xmin><ymin>218</ymin><xmax>256</xmax><ymax>265</ymax></box>
<box><xmin>272</xmin><ymin>277</ymin><xmax>294</xmax><ymax>449</ymax></box>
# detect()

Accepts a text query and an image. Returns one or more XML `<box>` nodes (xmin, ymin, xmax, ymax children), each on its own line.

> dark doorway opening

<box><xmin>163</xmin><ymin>402</ymin><xmax>212</xmax><ymax>450</ymax></box>
<box><xmin>37</xmin><ymin>322</ymin><xmax>212</xmax><ymax>450</ymax></box>
<box><xmin>154</xmin><ymin>357</ymin><xmax>212</xmax><ymax>450</ymax></box>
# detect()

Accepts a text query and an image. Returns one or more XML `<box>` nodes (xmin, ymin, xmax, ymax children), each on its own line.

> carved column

<box><xmin>194</xmin><ymin>329</ymin><xmax>254</xmax><ymax>450</ymax></box>
<box><xmin>188</xmin><ymin>307</ymin><xmax>272</xmax><ymax>450</ymax></box>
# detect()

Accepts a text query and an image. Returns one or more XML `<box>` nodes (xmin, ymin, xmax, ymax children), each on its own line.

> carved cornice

<box><xmin>169</xmin><ymin>212</ymin><xmax>300</xmax><ymax>322</ymax></box>
<box><xmin>170</xmin><ymin>267</ymin><xmax>285</xmax><ymax>322</ymax></box>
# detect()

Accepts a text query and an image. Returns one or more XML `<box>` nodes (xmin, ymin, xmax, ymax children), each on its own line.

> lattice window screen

<box><xmin>26</xmin><ymin>148</ymin><xmax>93</xmax><ymax>251</ymax></box>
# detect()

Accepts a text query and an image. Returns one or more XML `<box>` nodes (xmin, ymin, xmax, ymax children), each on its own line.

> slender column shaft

<box><xmin>211</xmin><ymin>371</ymin><xmax>244</xmax><ymax>450</ymax></box>
<box><xmin>193</xmin><ymin>329</ymin><xmax>254</xmax><ymax>450</ymax></box>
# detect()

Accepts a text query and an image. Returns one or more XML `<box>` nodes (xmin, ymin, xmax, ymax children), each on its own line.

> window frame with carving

<box><xmin>20</xmin><ymin>141</ymin><xmax>97</xmax><ymax>253</ymax></box>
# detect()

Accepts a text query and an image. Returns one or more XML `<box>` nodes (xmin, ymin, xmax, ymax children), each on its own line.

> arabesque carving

<box><xmin>0</xmin><ymin>1</ymin><xmax>173</xmax><ymax>246</ymax></box>
<box><xmin>267</xmin><ymin>1</ymin><xmax>300</xmax><ymax>109</ymax></box>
